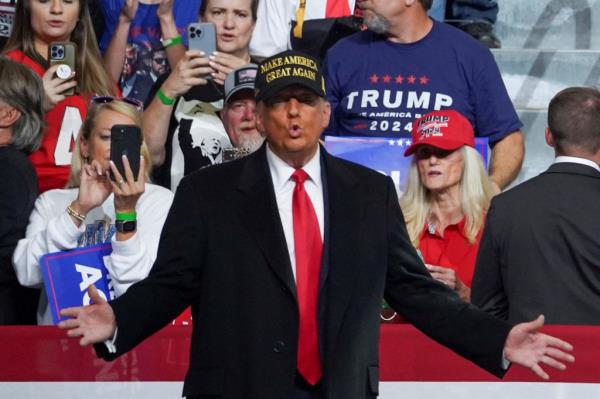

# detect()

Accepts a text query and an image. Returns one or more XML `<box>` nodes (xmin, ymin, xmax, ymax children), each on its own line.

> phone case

<box><xmin>187</xmin><ymin>22</ymin><xmax>217</xmax><ymax>55</ymax></box>
<box><xmin>110</xmin><ymin>125</ymin><xmax>142</xmax><ymax>182</ymax></box>
<box><xmin>48</xmin><ymin>42</ymin><xmax>77</xmax><ymax>95</ymax></box>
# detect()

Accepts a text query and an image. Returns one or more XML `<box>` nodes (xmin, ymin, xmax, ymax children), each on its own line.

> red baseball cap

<box><xmin>404</xmin><ymin>110</ymin><xmax>475</xmax><ymax>156</ymax></box>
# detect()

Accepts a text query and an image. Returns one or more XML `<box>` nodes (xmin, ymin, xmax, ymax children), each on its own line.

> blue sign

<box><xmin>324</xmin><ymin>136</ymin><xmax>489</xmax><ymax>194</ymax></box>
<box><xmin>40</xmin><ymin>244</ymin><xmax>115</xmax><ymax>324</ymax></box>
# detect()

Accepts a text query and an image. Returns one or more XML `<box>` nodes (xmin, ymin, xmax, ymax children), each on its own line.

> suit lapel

<box><xmin>235</xmin><ymin>145</ymin><xmax>297</xmax><ymax>299</ymax></box>
<box><xmin>320</xmin><ymin>151</ymin><xmax>365</xmax><ymax>342</ymax></box>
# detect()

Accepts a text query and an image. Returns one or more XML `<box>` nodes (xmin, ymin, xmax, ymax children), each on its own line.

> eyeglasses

<box><xmin>91</xmin><ymin>96</ymin><xmax>144</xmax><ymax>112</ymax></box>
<box><xmin>153</xmin><ymin>57</ymin><xmax>167</xmax><ymax>64</ymax></box>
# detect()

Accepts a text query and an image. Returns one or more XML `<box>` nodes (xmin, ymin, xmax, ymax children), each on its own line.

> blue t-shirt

<box><xmin>323</xmin><ymin>20</ymin><xmax>521</xmax><ymax>143</ymax></box>
<box><xmin>99</xmin><ymin>0</ymin><xmax>201</xmax><ymax>102</ymax></box>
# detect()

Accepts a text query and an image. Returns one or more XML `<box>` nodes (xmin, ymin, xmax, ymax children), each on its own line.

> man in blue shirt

<box><xmin>324</xmin><ymin>0</ymin><xmax>523</xmax><ymax>191</ymax></box>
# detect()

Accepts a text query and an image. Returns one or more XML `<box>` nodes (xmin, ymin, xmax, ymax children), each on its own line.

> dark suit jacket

<box><xmin>472</xmin><ymin>162</ymin><xmax>600</xmax><ymax>325</ymax></box>
<box><xmin>99</xmin><ymin>145</ymin><xmax>511</xmax><ymax>398</ymax></box>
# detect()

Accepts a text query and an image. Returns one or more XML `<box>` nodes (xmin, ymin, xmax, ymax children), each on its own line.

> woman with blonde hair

<box><xmin>3</xmin><ymin>0</ymin><xmax>117</xmax><ymax>193</ymax></box>
<box><xmin>13</xmin><ymin>99</ymin><xmax>173</xmax><ymax>325</ymax></box>
<box><xmin>401</xmin><ymin>110</ymin><xmax>494</xmax><ymax>302</ymax></box>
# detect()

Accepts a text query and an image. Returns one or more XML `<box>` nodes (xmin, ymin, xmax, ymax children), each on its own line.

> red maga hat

<box><xmin>404</xmin><ymin>110</ymin><xmax>475</xmax><ymax>156</ymax></box>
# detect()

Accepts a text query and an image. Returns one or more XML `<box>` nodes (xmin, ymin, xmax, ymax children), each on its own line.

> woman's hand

<box><xmin>425</xmin><ymin>264</ymin><xmax>471</xmax><ymax>301</ymax></box>
<box><xmin>208</xmin><ymin>52</ymin><xmax>250</xmax><ymax>85</ymax></box>
<box><xmin>161</xmin><ymin>50</ymin><xmax>213</xmax><ymax>99</ymax></box>
<box><xmin>42</xmin><ymin>65</ymin><xmax>77</xmax><ymax>112</ymax></box>
<box><xmin>110</xmin><ymin>155</ymin><xmax>145</xmax><ymax>213</ymax></box>
<box><xmin>119</xmin><ymin>0</ymin><xmax>139</xmax><ymax>23</ymax></box>
<box><xmin>71</xmin><ymin>160</ymin><xmax>112</xmax><ymax>223</ymax></box>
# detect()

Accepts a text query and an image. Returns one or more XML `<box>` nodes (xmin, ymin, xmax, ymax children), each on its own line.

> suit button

<box><xmin>273</xmin><ymin>340</ymin><xmax>286</xmax><ymax>353</ymax></box>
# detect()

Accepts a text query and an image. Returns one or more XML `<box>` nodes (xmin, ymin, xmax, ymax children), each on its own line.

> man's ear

<box><xmin>545</xmin><ymin>127</ymin><xmax>555</xmax><ymax>148</ymax></box>
<box><xmin>320</xmin><ymin>101</ymin><xmax>331</xmax><ymax>130</ymax></box>
<box><xmin>0</xmin><ymin>105</ymin><xmax>21</xmax><ymax>129</ymax></box>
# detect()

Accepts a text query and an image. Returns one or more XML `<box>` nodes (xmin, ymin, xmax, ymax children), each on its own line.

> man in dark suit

<box><xmin>472</xmin><ymin>86</ymin><xmax>600</xmax><ymax>325</ymax></box>
<box><xmin>59</xmin><ymin>51</ymin><xmax>573</xmax><ymax>399</ymax></box>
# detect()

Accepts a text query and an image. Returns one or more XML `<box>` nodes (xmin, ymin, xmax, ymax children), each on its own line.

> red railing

<box><xmin>1</xmin><ymin>324</ymin><xmax>598</xmax><ymax>382</ymax></box>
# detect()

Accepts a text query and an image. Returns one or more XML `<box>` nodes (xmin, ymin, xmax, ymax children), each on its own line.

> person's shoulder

<box><xmin>0</xmin><ymin>147</ymin><xmax>36</xmax><ymax>192</ymax></box>
<box><xmin>0</xmin><ymin>146</ymin><xmax>33</xmax><ymax>171</ymax></box>
<box><xmin>4</xmin><ymin>49</ymin><xmax>44</xmax><ymax>71</ymax></box>
<box><xmin>144</xmin><ymin>182</ymin><xmax>175</xmax><ymax>199</ymax></box>
<box><xmin>491</xmin><ymin>171</ymin><xmax>550</xmax><ymax>208</ymax></box>
<box><xmin>179</xmin><ymin>151</ymin><xmax>252</xmax><ymax>189</ymax></box>
<box><xmin>432</xmin><ymin>21</ymin><xmax>491</xmax><ymax>54</ymax></box>
<box><xmin>3</xmin><ymin>48</ymin><xmax>26</xmax><ymax>62</ymax></box>
<box><xmin>327</xmin><ymin>29</ymin><xmax>380</xmax><ymax>57</ymax></box>
<box><xmin>34</xmin><ymin>188</ymin><xmax>78</xmax><ymax>213</ymax></box>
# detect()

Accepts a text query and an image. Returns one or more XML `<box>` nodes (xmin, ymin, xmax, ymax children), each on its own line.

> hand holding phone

<box><xmin>187</xmin><ymin>22</ymin><xmax>216</xmax><ymax>78</ymax></box>
<box><xmin>48</xmin><ymin>42</ymin><xmax>77</xmax><ymax>95</ymax></box>
<box><xmin>110</xmin><ymin>124</ymin><xmax>142</xmax><ymax>182</ymax></box>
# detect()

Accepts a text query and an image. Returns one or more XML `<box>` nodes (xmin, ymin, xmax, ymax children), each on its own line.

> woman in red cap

<box><xmin>401</xmin><ymin>109</ymin><xmax>495</xmax><ymax>302</ymax></box>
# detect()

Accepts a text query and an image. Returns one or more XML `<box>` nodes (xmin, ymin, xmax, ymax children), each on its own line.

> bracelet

<box><xmin>116</xmin><ymin>211</ymin><xmax>137</xmax><ymax>221</ymax></box>
<box><xmin>161</xmin><ymin>35</ymin><xmax>182</xmax><ymax>48</ymax></box>
<box><xmin>156</xmin><ymin>88</ymin><xmax>175</xmax><ymax>105</ymax></box>
<box><xmin>67</xmin><ymin>205</ymin><xmax>86</xmax><ymax>223</ymax></box>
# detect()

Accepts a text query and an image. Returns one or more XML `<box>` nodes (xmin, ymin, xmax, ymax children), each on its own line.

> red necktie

<box><xmin>326</xmin><ymin>0</ymin><xmax>351</xmax><ymax>18</ymax></box>
<box><xmin>292</xmin><ymin>169</ymin><xmax>323</xmax><ymax>385</ymax></box>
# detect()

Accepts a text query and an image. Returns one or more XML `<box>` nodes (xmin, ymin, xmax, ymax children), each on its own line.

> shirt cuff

<box><xmin>502</xmin><ymin>350</ymin><xmax>511</xmax><ymax>370</ymax></box>
<box><xmin>110</xmin><ymin>232</ymin><xmax>140</xmax><ymax>255</ymax></box>
<box><xmin>104</xmin><ymin>327</ymin><xmax>118</xmax><ymax>354</ymax></box>
<box><xmin>58</xmin><ymin>211</ymin><xmax>86</xmax><ymax>243</ymax></box>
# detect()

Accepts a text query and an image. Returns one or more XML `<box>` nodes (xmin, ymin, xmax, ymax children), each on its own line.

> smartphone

<box><xmin>110</xmin><ymin>125</ymin><xmax>142</xmax><ymax>182</ymax></box>
<box><xmin>48</xmin><ymin>42</ymin><xmax>77</xmax><ymax>95</ymax></box>
<box><xmin>187</xmin><ymin>22</ymin><xmax>217</xmax><ymax>57</ymax></box>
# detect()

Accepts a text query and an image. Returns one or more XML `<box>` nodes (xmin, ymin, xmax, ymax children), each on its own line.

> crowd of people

<box><xmin>0</xmin><ymin>0</ymin><xmax>594</xmax><ymax>397</ymax></box>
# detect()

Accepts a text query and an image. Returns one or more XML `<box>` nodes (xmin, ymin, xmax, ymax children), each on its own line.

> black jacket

<box><xmin>99</xmin><ymin>145</ymin><xmax>511</xmax><ymax>398</ymax></box>
<box><xmin>473</xmin><ymin>162</ymin><xmax>600</xmax><ymax>324</ymax></box>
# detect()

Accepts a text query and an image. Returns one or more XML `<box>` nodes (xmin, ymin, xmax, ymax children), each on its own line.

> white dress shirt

<box><xmin>266</xmin><ymin>144</ymin><xmax>325</xmax><ymax>282</ymax></box>
<box><xmin>554</xmin><ymin>155</ymin><xmax>600</xmax><ymax>172</ymax></box>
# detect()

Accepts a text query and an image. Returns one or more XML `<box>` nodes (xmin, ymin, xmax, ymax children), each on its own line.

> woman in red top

<box><xmin>3</xmin><ymin>0</ymin><xmax>116</xmax><ymax>193</ymax></box>
<box><xmin>401</xmin><ymin>110</ymin><xmax>495</xmax><ymax>302</ymax></box>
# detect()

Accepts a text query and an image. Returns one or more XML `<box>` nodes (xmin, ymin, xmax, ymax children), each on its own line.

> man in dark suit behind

<box><xmin>472</xmin><ymin>86</ymin><xmax>600</xmax><ymax>325</ymax></box>
<box><xmin>60</xmin><ymin>51</ymin><xmax>573</xmax><ymax>399</ymax></box>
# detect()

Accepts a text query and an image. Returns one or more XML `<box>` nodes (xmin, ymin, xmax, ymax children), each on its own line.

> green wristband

<box><xmin>156</xmin><ymin>88</ymin><xmax>176</xmax><ymax>106</ymax></box>
<box><xmin>161</xmin><ymin>34</ymin><xmax>182</xmax><ymax>48</ymax></box>
<box><xmin>115</xmin><ymin>211</ymin><xmax>137</xmax><ymax>221</ymax></box>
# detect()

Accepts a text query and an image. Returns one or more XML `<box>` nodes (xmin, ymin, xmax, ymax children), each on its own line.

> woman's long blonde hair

<box><xmin>400</xmin><ymin>146</ymin><xmax>494</xmax><ymax>246</ymax></box>
<box><xmin>67</xmin><ymin>101</ymin><xmax>151</xmax><ymax>188</ymax></box>
<box><xmin>4</xmin><ymin>0</ymin><xmax>116</xmax><ymax>96</ymax></box>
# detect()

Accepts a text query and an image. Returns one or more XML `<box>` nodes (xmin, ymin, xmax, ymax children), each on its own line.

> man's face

<box><xmin>221</xmin><ymin>90</ymin><xmax>263</xmax><ymax>150</ymax></box>
<box><xmin>201</xmin><ymin>137</ymin><xmax>222</xmax><ymax>156</ymax></box>
<box><xmin>123</xmin><ymin>45</ymin><xmax>137</xmax><ymax>78</ymax></box>
<box><xmin>256</xmin><ymin>85</ymin><xmax>330</xmax><ymax>168</ymax></box>
<box><xmin>152</xmin><ymin>50</ymin><xmax>168</xmax><ymax>76</ymax></box>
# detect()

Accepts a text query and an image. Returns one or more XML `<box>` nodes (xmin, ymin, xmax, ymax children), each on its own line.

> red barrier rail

<box><xmin>1</xmin><ymin>325</ymin><xmax>598</xmax><ymax>382</ymax></box>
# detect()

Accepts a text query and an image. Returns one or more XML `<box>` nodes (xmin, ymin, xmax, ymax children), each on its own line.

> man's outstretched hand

<box><xmin>58</xmin><ymin>285</ymin><xmax>117</xmax><ymax>346</ymax></box>
<box><xmin>504</xmin><ymin>315</ymin><xmax>575</xmax><ymax>379</ymax></box>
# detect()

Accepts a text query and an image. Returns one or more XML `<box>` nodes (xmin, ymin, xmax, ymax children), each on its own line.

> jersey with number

<box><xmin>6</xmin><ymin>50</ymin><xmax>88</xmax><ymax>193</ymax></box>
<box><xmin>323</xmin><ymin>20</ymin><xmax>521</xmax><ymax>143</ymax></box>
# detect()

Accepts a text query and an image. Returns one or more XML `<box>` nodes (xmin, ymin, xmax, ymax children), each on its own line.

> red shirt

<box><xmin>6</xmin><ymin>49</ymin><xmax>90</xmax><ymax>193</ymax></box>
<box><xmin>418</xmin><ymin>218</ymin><xmax>483</xmax><ymax>287</ymax></box>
